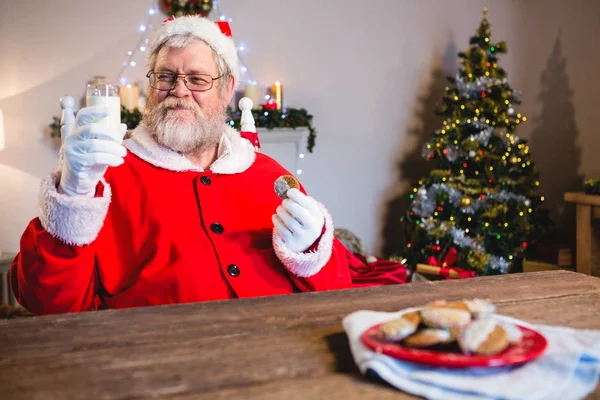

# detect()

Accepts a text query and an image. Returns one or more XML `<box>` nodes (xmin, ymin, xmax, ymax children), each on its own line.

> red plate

<box><xmin>361</xmin><ymin>323</ymin><xmax>548</xmax><ymax>368</ymax></box>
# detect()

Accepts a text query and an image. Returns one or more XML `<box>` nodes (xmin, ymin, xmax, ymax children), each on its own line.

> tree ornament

<box><xmin>160</xmin><ymin>0</ymin><xmax>214</xmax><ymax>17</ymax></box>
<box><xmin>461</xmin><ymin>196</ymin><xmax>472</xmax><ymax>207</ymax></box>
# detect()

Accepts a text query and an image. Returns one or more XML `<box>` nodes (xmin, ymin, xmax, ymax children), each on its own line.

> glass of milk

<box><xmin>86</xmin><ymin>84</ymin><xmax>121</xmax><ymax>132</ymax></box>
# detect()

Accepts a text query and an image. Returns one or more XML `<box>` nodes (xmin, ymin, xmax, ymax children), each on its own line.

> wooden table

<box><xmin>1</xmin><ymin>270</ymin><xmax>599</xmax><ymax>399</ymax></box>
<box><xmin>564</xmin><ymin>192</ymin><xmax>600</xmax><ymax>275</ymax></box>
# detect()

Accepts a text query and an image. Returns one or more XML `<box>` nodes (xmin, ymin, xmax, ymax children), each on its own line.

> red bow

<box><xmin>240</xmin><ymin>131</ymin><xmax>260</xmax><ymax>148</ymax></box>
<box><xmin>427</xmin><ymin>247</ymin><xmax>458</xmax><ymax>268</ymax></box>
<box><xmin>427</xmin><ymin>247</ymin><xmax>476</xmax><ymax>279</ymax></box>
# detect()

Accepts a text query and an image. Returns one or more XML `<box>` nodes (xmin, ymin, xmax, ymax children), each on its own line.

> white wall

<box><xmin>0</xmin><ymin>0</ymin><xmax>598</xmax><ymax>256</ymax></box>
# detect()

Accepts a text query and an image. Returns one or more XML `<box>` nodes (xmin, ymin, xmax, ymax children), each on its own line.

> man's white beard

<box><xmin>142</xmin><ymin>96</ymin><xmax>227</xmax><ymax>155</ymax></box>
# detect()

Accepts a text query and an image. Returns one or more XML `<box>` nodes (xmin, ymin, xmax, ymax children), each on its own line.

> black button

<box><xmin>227</xmin><ymin>264</ymin><xmax>240</xmax><ymax>277</ymax></box>
<box><xmin>210</xmin><ymin>223</ymin><xmax>224</xmax><ymax>234</ymax></box>
<box><xmin>200</xmin><ymin>176</ymin><xmax>211</xmax><ymax>185</ymax></box>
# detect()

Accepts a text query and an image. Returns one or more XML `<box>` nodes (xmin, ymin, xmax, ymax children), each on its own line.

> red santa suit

<box><xmin>11</xmin><ymin>126</ymin><xmax>351</xmax><ymax>314</ymax></box>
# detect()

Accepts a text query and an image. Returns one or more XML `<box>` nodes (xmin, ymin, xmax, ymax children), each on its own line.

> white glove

<box><xmin>59</xmin><ymin>107</ymin><xmax>127</xmax><ymax>197</ymax></box>
<box><xmin>272</xmin><ymin>188</ymin><xmax>325</xmax><ymax>253</ymax></box>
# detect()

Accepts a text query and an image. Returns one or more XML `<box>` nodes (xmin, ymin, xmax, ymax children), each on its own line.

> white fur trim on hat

<box><xmin>273</xmin><ymin>202</ymin><xmax>335</xmax><ymax>278</ymax></box>
<box><xmin>38</xmin><ymin>171</ymin><xmax>111</xmax><ymax>247</ymax></box>
<box><xmin>147</xmin><ymin>16</ymin><xmax>240</xmax><ymax>85</ymax></box>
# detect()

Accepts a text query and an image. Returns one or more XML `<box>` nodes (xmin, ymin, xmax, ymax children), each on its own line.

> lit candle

<box><xmin>271</xmin><ymin>81</ymin><xmax>283</xmax><ymax>111</ymax></box>
<box><xmin>244</xmin><ymin>83</ymin><xmax>261</xmax><ymax>110</ymax></box>
<box><xmin>120</xmin><ymin>84</ymin><xmax>139</xmax><ymax>111</ymax></box>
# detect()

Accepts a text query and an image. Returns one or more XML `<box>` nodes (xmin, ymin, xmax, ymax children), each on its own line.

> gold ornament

<box><xmin>461</xmin><ymin>197</ymin><xmax>472</xmax><ymax>207</ymax></box>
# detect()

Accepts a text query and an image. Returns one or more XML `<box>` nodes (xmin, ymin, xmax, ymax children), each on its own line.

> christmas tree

<box><xmin>400</xmin><ymin>9</ymin><xmax>547</xmax><ymax>276</ymax></box>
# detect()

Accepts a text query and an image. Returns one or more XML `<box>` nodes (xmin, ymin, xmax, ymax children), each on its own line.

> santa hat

<box><xmin>147</xmin><ymin>16</ymin><xmax>240</xmax><ymax>84</ymax></box>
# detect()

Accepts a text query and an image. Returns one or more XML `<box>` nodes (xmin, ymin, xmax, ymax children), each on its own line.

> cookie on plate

<box><xmin>380</xmin><ymin>311</ymin><xmax>421</xmax><ymax>342</ymax></box>
<box><xmin>403</xmin><ymin>328</ymin><xmax>454</xmax><ymax>348</ymax></box>
<box><xmin>420</xmin><ymin>304</ymin><xmax>472</xmax><ymax>330</ymax></box>
<box><xmin>458</xmin><ymin>319</ymin><xmax>510</xmax><ymax>355</ymax></box>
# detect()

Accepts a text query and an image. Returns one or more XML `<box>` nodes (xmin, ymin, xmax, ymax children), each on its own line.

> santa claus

<box><xmin>11</xmin><ymin>16</ymin><xmax>351</xmax><ymax>315</ymax></box>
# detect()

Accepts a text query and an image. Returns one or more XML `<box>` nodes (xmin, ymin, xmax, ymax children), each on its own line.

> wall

<box><xmin>0</xmin><ymin>0</ymin><xmax>597</xmax><ymax>257</ymax></box>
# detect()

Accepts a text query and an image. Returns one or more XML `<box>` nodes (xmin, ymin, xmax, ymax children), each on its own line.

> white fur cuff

<box><xmin>38</xmin><ymin>171</ymin><xmax>111</xmax><ymax>247</ymax></box>
<box><xmin>273</xmin><ymin>202</ymin><xmax>334</xmax><ymax>278</ymax></box>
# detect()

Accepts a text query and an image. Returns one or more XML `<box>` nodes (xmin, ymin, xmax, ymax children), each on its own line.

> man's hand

<box><xmin>272</xmin><ymin>188</ymin><xmax>325</xmax><ymax>253</ymax></box>
<box><xmin>59</xmin><ymin>107</ymin><xmax>127</xmax><ymax>197</ymax></box>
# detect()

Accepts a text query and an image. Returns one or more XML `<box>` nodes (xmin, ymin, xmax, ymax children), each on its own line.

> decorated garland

<box><xmin>49</xmin><ymin>105</ymin><xmax>317</xmax><ymax>152</ymax></box>
<box><xmin>228</xmin><ymin>106</ymin><xmax>316</xmax><ymax>153</ymax></box>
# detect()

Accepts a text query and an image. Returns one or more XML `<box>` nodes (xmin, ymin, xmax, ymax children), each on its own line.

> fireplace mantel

<box><xmin>256</xmin><ymin>127</ymin><xmax>309</xmax><ymax>175</ymax></box>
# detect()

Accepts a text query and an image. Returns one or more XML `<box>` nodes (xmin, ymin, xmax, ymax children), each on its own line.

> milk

<box><xmin>86</xmin><ymin>95</ymin><xmax>121</xmax><ymax>133</ymax></box>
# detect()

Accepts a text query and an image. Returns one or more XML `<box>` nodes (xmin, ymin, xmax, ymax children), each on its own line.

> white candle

<box><xmin>244</xmin><ymin>83</ymin><xmax>261</xmax><ymax>110</ymax></box>
<box><xmin>120</xmin><ymin>85</ymin><xmax>139</xmax><ymax>111</ymax></box>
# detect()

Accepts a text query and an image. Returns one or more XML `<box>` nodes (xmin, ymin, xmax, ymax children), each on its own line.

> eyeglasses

<box><xmin>146</xmin><ymin>71</ymin><xmax>224</xmax><ymax>92</ymax></box>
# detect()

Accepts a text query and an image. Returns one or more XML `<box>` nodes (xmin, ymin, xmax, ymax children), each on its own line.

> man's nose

<box><xmin>170</xmin><ymin>78</ymin><xmax>191</xmax><ymax>97</ymax></box>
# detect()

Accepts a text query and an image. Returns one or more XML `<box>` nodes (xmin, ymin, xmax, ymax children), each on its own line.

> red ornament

<box><xmin>264</xmin><ymin>100</ymin><xmax>278</xmax><ymax>110</ymax></box>
<box><xmin>463</xmin><ymin>162</ymin><xmax>468</xmax><ymax>168</ymax></box>
<box><xmin>481</xmin><ymin>92</ymin><xmax>487</xmax><ymax>98</ymax></box>
<box><xmin>522</xmin><ymin>242</ymin><xmax>528</xmax><ymax>248</ymax></box>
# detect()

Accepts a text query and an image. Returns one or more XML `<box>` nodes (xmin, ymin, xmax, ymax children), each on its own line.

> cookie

<box><xmin>458</xmin><ymin>319</ymin><xmax>510</xmax><ymax>355</ymax></box>
<box><xmin>463</xmin><ymin>299</ymin><xmax>496</xmax><ymax>318</ymax></box>
<box><xmin>380</xmin><ymin>311</ymin><xmax>421</xmax><ymax>342</ymax></box>
<box><xmin>420</xmin><ymin>305</ymin><xmax>472</xmax><ymax>330</ymax></box>
<box><xmin>274</xmin><ymin>175</ymin><xmax>300</xmax><ymax>199</ymax></box>
<box><xmin>495</xmin><ymin>320</ymin><xmax>523</xmax><ymax>344</ymax></box>
<box><xmin>403</xmin><ymin>328</ymin><xmax>454</xmax><ymax>348</ymax></box>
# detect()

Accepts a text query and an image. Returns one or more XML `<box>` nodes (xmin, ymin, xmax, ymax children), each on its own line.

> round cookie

<box><xmin>403</xmin><ymin>328</ymin><xmax>453</xmax><ymax>348</ymax></box>
<box><xmin>380</xmin><ymin>311</ymin><xmax>421</xmax><ymax>342</ymax></box>
<box><xmin>458</xmin><ymin>319</ymin><xmax>510</xmax><ymax>355</ymax></box>
<box><xmin>496</xmin><ymin>320</ymin><xmax>523</xmax><ymax>344</ymax></box>
<box><xmin>420</xmin><ymin>305</ymin><xmax>472</xmax><ymax>330</ymax></box>
<box><xmin>463</xmin><ymin>299</ymin><xmax>496</xmax><ymax>318</ymax></box>
<box><xmin>274</xmin><ymin>175</ymin><xmax>300</xmax><ymax>199</ymax></box>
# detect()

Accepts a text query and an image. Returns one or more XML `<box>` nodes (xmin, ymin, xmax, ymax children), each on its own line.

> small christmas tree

<box><xmin>400</xmin><ymin>9</ymin><xmax>547</xmax><ymax>276</ymax></box>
